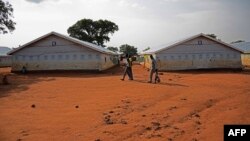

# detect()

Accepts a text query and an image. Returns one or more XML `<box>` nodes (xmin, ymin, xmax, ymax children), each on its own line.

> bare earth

<box><xmin>0</xmin><ymin>65</ymin><xmax>249</xmax><ymax>141</ymax></box>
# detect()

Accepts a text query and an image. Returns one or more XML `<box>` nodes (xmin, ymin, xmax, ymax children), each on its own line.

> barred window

<box><xmin>73</xmin><ymin>54</ymin><xmax>77</xmax><ymax>60</ymax></box>
<box><xmin>81</xmin><ymin>55</ymin><xmax>85</xmax><ymax>60</ymax></box>
<box><xmin>88</xmin><ymin>54</ymin><xmax>92</xmax><ymax>59</ymax></box>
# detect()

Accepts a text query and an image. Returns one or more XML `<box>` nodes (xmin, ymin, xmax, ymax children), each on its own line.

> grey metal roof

<box><xmin>142</xmin><ymin>33</ymin><xmax>243</xmax><ymax>54</ymax></box>
<box><xmin>8</xmin><ymin>31</ymin><xmax>117</xmax><ymax>55</ymax></box>
<box><xmin>231</xmin><ymin>42</ymin><xmax>250</xmax><ymax>53</ymax></box>
<box><xmin>0</xmin><ymin>46</ymin><xmax>11</xmax><ymax>56</ymax></box>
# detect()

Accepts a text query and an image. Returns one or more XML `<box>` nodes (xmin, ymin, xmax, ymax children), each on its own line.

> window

<box><xmin>88</xmin><ymin>54</ymin><xmax>92</xmax><ymax>59</ymax></box>
<box><xmin>220</xmin><ymin>54</ymin><xmax>223</xmax><ymax>59</ymax></box>
<box><xmin>51</xmin><ymin>55</ymin><xmax>55</xmax><ymax>60</ymax></box>
<box><xmin>105</xmin><ymin>57</ymin><xmax>107</xmax><ymax>62</ymax></box>
<box><xmin>81</xmin><ymin>55</ymin><xmax>85</xmax><ymax>60</ymax></box>
<box><xmin>96</xmin><ymin>54</ymin><xmax>100</xmax><ymax>60</ymax></box>
<box><xmin>185</xmin><ymin>54</ymin><xmax>188</xmax><ymax>59</ymax></box>
<box><xmin>52</xmin><ymin>41</ymin><xmax>56</xmax><ymax>46</ymax></box>
<box><xmin>192</xmin><ymin>54</ymin><xmax>196</xmax><ymax>60</ymax></box>
<box><xmin>178</xmin><ymin>55</ymin><xmax>181</xmax><ymax>60</ymax></box>
<box><xmin>58</xmin><ymin>55</ymin><xmax>62</xmax><ymax>60</ymax></box>
<box><xmin>234</xmin><ymin>54</ymin><xmax>237</xmax><ymax>59</ymax></box>
<box><xmin>227</xmin><ymin>54</ymin><xmax>230</xmax><ymax>59</ymax></box>
<box><xmin>206</xmin><ymin>54</ymin><xmax>210</xmax><ymax>59</ymax></box>
<box><xmin>164</xmin><ymin>56</ymin><xmax>167</xmax><ymax>60</ymax></box>
<box><xmin>171</xmin><ymin>56</ymin><xmax>174</xmax><ymax>60</ymax></box>
<box><xmin>198</xmin><ymin>40</ymin><xmax>202</xmax><ymax>45</ymax></box>
<box><xmin>213</xmin><ymin>53</ymin><xmax>216</xmax><ymax>58</ymax></box>
<box><xmin>73</xmin><ymin>54</ymin><xmax>77</xmax><ymax>60</ymax></box>
<box><xmin>44</xmin><ymin>55</ymin><xmax>48</xmax><ymax>60</ymax></box>
<box><xmin>65</xmin><ymin>54</ymin><xmax>69</xmax><ymax>60</ymax></box>
<box><xmin>199</xmin><ymin>54</ymin><xmax>202</xmax><ymax>59</ymax></box>
<box><xmin>29</xmin><ymin>56</ymin><xmax>33</xmax><ymax>61</ymax></box>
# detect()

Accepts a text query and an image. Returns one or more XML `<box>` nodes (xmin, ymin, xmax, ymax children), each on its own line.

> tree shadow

<box><xmin>0</xmin><ymin>66</ymin><xmax>124</xmax><ymax>98</ymax></box>
<box><xmin>0</xmin><ymin>73</ymin><xmax>57</xmax><ymax>98</ymax></box>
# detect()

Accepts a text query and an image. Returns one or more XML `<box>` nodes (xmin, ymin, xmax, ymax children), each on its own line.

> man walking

<box><xmin>148</xmin><ymin>55</ymin><xmax>160</xmax><ymax>83</ymax></box>
<box><xmin>121</xmin><ymin>54</ymin><xmax>133</xmax><ymax>80</ymax></box>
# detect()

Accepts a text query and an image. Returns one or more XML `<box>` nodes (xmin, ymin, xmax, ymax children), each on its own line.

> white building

<box><xmin>231</xmin><ymin>42</ymin><xmax>250</xmax><ymax>68</ymax></box>
<box><xmin>8</xmin><ymin>32</ymin><xmax>118</xmax><ymax>72</ymax></box>
<box><xmin>143</xmin><ymin>33</ymin><xmax>243</xmax><ymax>71</ymax></box>
<box><xmin>0</xmin><ymin>46</ymin><xmax>12</xmax><ymax>67</ymax></box>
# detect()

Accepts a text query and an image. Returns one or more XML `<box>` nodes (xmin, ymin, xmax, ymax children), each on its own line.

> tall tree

<box><xmin>206</xmin><ymin>34</ymin><xmax>217</xmax><ymax>39</ymax></box>
<box><xmin>231</xmin><ymin>40</ymin><xmax>245</xmax><ymax>44</ymax></box>
<box><xmin>0</xmin><ymin>0</ymin><xmax>16</xmax><ymax>34</ymax></box>
<box><xmin>107</xmin><ymin>46</ymin><xmax>118</xmax><ymax>52</ymax></box>
<box><xmin>143</xmin><ymin>47</ymin><xmax>150</xmax><ymax>52</ymax></box>
<box><xmin>119</xmin><ymin>44</ymin><xmax>138</xmax><ymax>56</ymax></box>
<box><xmin>67</xmin><ymin>19</ymin><xmax>118</xmax><ymax>46</ymax></box>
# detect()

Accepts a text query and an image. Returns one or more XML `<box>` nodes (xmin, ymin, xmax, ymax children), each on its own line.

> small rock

<box><xmin>31</xmin><ymin>104</ymin><xmax>36</xmax><ymax>108</ymax></box>
<box><xmin>194</xmin><ymin>114</ymin><xmax>200</xmax><ymax>118</ymax></box>
<box><xmin>109</xmin><ymin>110</ymin><xmax>114</xmax><ymax>113</ymax></box>
<box><xmin>75</xmin><ymin>105</ymin><xmax>79</xmax><ymax>108</ymax></box>
<box><xmin>142</xmin><ymin>114</ymin><xmax>146</xmax><ymax>117</ymax></box>
<box><xmin>195</xmin><ymin>121</ymin><xmax>201</xmax><ymax>125</ymax></box>
<box><xmin>152</xmin><ymin>122</ymin><xmax>161</xmax><ymax>130</ymax></box>
<box><xmin>145</xmin><ymin>127</ymin><xmax>152</xmax><ymax>130</ymax></box>
<box><xmin>120</xmin><ymin>119</ymin><xmax>127</xmax><ymax>124</ymax></box>
<box><xmin>95</xmin><ymin>139</ymin><xmax>101</xmax><ymax>141</ymax></box>
<box><xmin>192</xmin><ymin>138</ymin><xmax>198</xmax><ymax>141</ymax></box>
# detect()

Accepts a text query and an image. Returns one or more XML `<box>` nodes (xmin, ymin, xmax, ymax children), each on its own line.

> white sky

<box><xmin>1</xmin><ymin>0</ymin><xmax>250</xmax><ymax>51</ymax></box>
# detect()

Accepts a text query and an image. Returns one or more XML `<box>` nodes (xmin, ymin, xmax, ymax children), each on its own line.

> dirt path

<box><xmin>0</xmin><ymin>65</ymin><xmax>249</xmax><ymax>141</ymax></box>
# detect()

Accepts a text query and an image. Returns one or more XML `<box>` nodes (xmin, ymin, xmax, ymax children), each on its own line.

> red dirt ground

<box><xmin>0</xmin><ymin>65</ymin><xmax>249</xmax><ymax>141</ymax></box>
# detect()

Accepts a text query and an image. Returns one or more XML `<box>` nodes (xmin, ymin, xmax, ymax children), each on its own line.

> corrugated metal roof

<box><xmin>8</xmin><ymin>31</ymin><xmax>117</xmax><ymax>55</ymax></box>
<box><xmin>142</xmin><ymin>33</ymin><xmax>243</xmax><ymax>54</ymax></box>
<box><xmin>231</xmin><ymin>42</ymin><xmax>250</xmax><ymax>53</ymax></box>
<box><xmin>0</xmin><ymin>46</ymin><xmax>11</xmax><ymax>56</ymax></box>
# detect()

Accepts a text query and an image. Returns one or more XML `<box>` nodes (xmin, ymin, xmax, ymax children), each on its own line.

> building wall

<box><xmin>241</xmin><ymin>54</ymin><xmax>250</xmax><ymax>67</ymax></box>
<box><xmin>144</xmin><ymin>37</ymin><xmax>242</xmax><ymax>71</ymax></box>
<box><xmin>0</xmin><ymin>55</ymin><xmax>12</xmax><ymax>67</ymax></box>
<box><xmin>11</xmin><ymin>35</ymin><xmax>117</xmax><ymax>71</ymax></box>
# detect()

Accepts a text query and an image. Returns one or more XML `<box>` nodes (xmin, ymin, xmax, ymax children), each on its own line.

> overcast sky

<box><xmin>1</xmin><ymin>0</ymin><xmax>250</xmax><ymax>51</ymax></box>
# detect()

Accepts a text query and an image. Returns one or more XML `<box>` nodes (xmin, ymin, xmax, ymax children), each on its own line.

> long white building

<box><xmin>8</xmin><ymin>32</ymin><xmax>118</xmax><ymax>72</ymax></box>
<box><xmin>143</xmin><ymin>33</ymin><xmax>243</xmax><ymax>71</ymax></box>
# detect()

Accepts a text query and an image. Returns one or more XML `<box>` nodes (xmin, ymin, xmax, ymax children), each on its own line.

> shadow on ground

<box><xmin>0</xmin><ymin>65</ymin><xmax>124</xmax><ymax>98</ymax></box>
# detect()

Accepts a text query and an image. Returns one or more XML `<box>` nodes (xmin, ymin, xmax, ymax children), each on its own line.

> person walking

<box><xmin>148</xmin><ymin>55</ymin><xmax>160</xmax><ymax>83</ymax></box>
<box><xmin>121</xmin><ymin>54</ymin><xmax>133</xmax><ymax>80</ymax></box>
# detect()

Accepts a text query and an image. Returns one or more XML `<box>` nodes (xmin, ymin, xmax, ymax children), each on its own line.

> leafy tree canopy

<box><xmin>0</xmin><ymin>0</ymin><xmax>16</xmax><ymax>34</ymax></box>
<box><xmin>119</xmin><ymin>44</ymin><xmax>138</xmax><ymax>56</ymax></box>
<box><xmin>67</xmin><ymin>19</ymin><xmax>118</xmax><ymax>46</ymax></box>
<box><xmin>107</xmin><ymin>46</ymin><xmax>118</xmax><ymax>52</ymax></box>
<box><xmin>206</xmin><ymin>34</ymin><xmax>217</xmax><ymax>39</ymax></box>
<box><xmin>231</xmin><ymin>40</ymin><xmax>245</xmax><ymax>44</ymax></box>
<box><xmin>143</xmin><ymin>47</ymin><xmax>150</xmax><ymax>52</ymax></box>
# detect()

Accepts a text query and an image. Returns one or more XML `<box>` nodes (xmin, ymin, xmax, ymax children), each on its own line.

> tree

<box><xmin>119</xmin><ymin>44</ymin><xmax>138</xmax><ymax>56</ymax></box>
<box><xmin>206</xmin><ymin>34</ymin><xmax>217</xmax><ymax>39</ymax></box>
<box><xmin>143</xmin><ymin>47</ymin><xmax>150</xmax><ymax>52</ymax></box>
<box><xmin>67</xmin><ymin>19</ymin><xmax>118</xmax><ymax>46</ymax></box>
<box><xmin>0</xmin><ymin>0</ymin><xmax>16</xmax><ymax>34</ymax></box>
<box><xmin>231</xmin><ymin>40</ymin><xmax>245</xmax><ymax>44</ymax></box>
<box><xmin>107</xmin><ymin>46</ymin><xmax>118</xmax><ymax>52</ymax></box>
